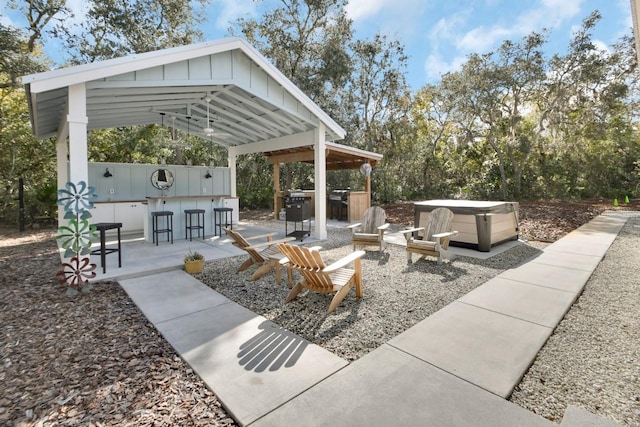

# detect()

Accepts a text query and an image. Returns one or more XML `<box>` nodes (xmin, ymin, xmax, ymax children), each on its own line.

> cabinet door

<box><xmin>91</xmin><ymin>204</ymin><xmax>115</xmax><ymax>224</ymax></box>
<box><xmin>223</xmin><ymin>198</ymin><xmax>239</xmax><ymax>223</ymax></box>
<box><xmin>114</xmin><ymin>203</ymin><xmax>145</xmax><ymax>232</ymax></box>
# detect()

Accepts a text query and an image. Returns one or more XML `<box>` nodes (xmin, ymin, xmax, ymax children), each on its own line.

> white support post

<box><xmin>55</xmin><ymin>137</ymin><xmax>68</xmax><ymax>226</ymax></box>
<box><xmin>228</xmin><ymin>147</ymin><xmax>238</xmax><ymax>197</ymax></box>
<box><xmin>67</xmin><ymin>83</ymin><xmax>89</xmax><ymax>183</ymax></box>
<box><xmin>314</xmin><ymin>123</ymin><xmax>327</xmax><ymax>240</ymax></box>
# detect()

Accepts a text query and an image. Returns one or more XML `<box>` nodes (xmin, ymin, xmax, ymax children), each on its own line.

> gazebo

<box><xmin>22</xmin><ymin>37</ymin><xmax>382</xmax><ymax>239</ymax></box>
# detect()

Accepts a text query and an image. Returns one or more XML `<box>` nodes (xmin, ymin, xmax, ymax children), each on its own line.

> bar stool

<box><xmin>184</xmin><ymin>208</ymin><xmax>205</xmax><ymax>241</ymax></box>
<box><xmin>90</xmin><ymin>222</ymin><xmax>122</xmax><ymax>274</ymax></box>
<box><xmin>213</xmin><ymin>207</ymin><xmax>233</xmax><ymax>236</ymax></box>
<box><xmin>152</xmin><ymin>211</ymin><xmax>174</xmax><ymax>245</ymax></box>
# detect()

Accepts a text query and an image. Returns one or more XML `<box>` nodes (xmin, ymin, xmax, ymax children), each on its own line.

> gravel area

<box><xmin>510</xmin><ymin>215</ymin><xmax>640</xmax><ymax>426</ymax></box>
<box><xmin>198</xmin><ymin>226</ymin><xmax>543</xmax><ymax>362</ymax></box>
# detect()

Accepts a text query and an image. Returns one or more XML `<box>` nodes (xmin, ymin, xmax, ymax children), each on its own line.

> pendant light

<box><xmin>203</xmin><ymin>95</ymin><xmax>214</xmax><ymax>136</ymax></box>
<box><xmin>157</xmin><ymin>112</ymin><xmax>167</xmax><ymax>145</ymax></box>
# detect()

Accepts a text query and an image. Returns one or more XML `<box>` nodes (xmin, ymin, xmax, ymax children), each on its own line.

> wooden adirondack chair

<box><xmin>224</xmin><ymin>228</ymin><xmax>295</xmax><ymax>285</ymax></box>
<box><xmin>401</xmin><ymin>207</ymin><xmax>458</xmax><ymax>265</ymax></box>
<box><xmin>346</xmin><ymin>206</ymin><xmax>390</xmax><ymax>253</ymax></box>
<box><xmin>278</xmin><ymin>243</ymin><xmax>366</xmax><ymax>314</ymax></box>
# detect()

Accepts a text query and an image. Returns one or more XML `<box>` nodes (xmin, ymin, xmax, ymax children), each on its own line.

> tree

<box><xmin>8</xmin><ymin>0</ymin><xmax>71</xmax><ymax>53</ymax></box>
<box><xmin>0</xmin><ymin>0</ymin><xmax>211</xmax><ymax>224</ymax></box>
<box><xmin>0</xmin><ymin>23</ymin><xmax>49</xmax><ymax>88</ymax></box>
<box><xmin>232</xmin><ymin>0</ymin><xmax>355</xmax><ymax>202</ymax></box>
<box><xmin>62</xmin><ymin>0</ymin><xmax>206</xmax><ymax>63</ymax></box>
<box><xmin>531</xmin><ymin>12</ymin><xmax>640</xmax><ymax>199</ymax></box>
<box><xmin>0</xmin><ymin>23</ymin><xmax>55</xmax><ymax>222</ymax></box>
<box><xmin>235</xmin><ymin>0</ymin><xmax>353</xmax><ymax>109</ymax></box>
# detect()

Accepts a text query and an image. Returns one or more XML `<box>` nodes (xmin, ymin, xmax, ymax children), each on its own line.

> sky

<box><xmin>1</xmin><ymin>0</ymin><xmax>634</xmax><ymax>90</ymax></box>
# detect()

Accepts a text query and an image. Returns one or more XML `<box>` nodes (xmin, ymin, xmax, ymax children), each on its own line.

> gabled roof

<box><xmin>264</xmin><ymin>141</ymin><xmax>383</xmax><ymax>170</ymax></box>
<box><xmin>22</xmin><ymin>37</ymin><xmax>346</xmax><ymax>144</ymax></box>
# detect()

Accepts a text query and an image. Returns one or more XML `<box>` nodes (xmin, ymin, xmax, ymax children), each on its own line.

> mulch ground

<box><xmin>1</xmin><ymin>199</ymin><xmax>639</xmax><ymax>425</ymax></box>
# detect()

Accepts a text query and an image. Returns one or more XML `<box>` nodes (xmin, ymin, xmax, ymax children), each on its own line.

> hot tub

<box><xmin>414</xmin><ymin>200</ymin><xmax>519</xmax><ymax>252</ymax></box>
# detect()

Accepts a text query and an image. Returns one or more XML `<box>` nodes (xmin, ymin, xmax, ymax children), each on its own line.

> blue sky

<box><xmin>2</xmin><ymin>0</ymin><xmax>634</xmax><ymax>90</ymax></box>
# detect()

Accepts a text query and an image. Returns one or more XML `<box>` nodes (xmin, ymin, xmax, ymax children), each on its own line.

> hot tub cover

<box><xmin>414</xmin><ymin>200</ymin><xmax>519</xmax><ymax>215</ymax></box>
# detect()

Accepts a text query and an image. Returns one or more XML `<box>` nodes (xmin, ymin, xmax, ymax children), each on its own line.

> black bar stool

<box><xmin>213</xmin><ymin>207</ymin><xmax>233</xmax><ymax>236</ymax></box>
<box><xmin>152</xmin><ymin>211</ymin><xmax>174</xmax><ymax>245</ymax></box>
<box><xmin>184</xmin><ymin>208</ymin><xmax>205</xmax><ymax>241</ymax></box>
<box><xmin>90</xmin><ymin>222</ymin><xmax>122</xmax><ymax>274</ymax></box>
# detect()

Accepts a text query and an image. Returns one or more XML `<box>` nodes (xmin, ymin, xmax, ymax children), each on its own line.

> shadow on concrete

<box><xmin>238</xmin><ymin>320</ymin><xmax>308</xmax><ymax>372</ymax></box>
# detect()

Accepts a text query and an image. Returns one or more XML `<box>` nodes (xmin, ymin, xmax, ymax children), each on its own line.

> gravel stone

<box><xmin>198</xmin><ymin>226</ymin><xmax>542</xmax><ymax>362</ymax></box>
<box><xmin>510</xmin><ymin>215</ymin><xmax>640</xmax><ymax>426</ymax></box>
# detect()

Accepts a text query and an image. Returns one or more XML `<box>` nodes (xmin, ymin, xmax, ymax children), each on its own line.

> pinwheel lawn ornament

<box><xmin>56</xmin><ymin>181</ymin><xmax>98</xmax><ymax>295</ymax></box>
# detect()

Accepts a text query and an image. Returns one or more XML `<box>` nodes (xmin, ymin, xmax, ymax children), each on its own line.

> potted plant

<box><xmin>184</xmin><ymin>250</ymin><xmax>205</xmax><ymax>274</ymax></box>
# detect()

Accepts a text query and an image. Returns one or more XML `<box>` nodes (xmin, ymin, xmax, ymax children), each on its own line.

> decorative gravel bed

<box><xmin>198</xmin><ymin>226</ymin><xmax>542</xmax><ymax>362</ymax></box>
<box><xmin>510</xmin><ymin>215</ymin><xmax>640</xmax><ymax>426</ymax></box>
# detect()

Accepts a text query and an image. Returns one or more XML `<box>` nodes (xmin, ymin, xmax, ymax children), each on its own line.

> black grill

<box><xmin>328</xmin><ymin>190</ymin><xmax>349</xmax><ymax>220</ymax></box>
<box><xmin>284</xmin><ymin>196</ymin><xmax>311</xmax><ymax>222</ymax></box>
<box><xmin>283</xmin><ymin>196</ymin><xmax>311</xmax><ymax>240</ymax></box>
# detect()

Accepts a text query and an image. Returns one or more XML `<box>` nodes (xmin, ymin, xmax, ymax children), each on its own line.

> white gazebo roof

<box><xmin>23</xmin><ymin>37</ymin><xmax>346</xmax><ymax>146</ymax></box>
<box><xmin>22</xmin><ymin>37</ymin><xmax>384</xmax><ymax>241</ymax></box>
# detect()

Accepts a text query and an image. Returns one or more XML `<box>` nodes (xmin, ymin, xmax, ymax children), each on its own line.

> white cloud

<box><xmin>424</xmin><ymin>52</ymin><xmax>466</xmax><ymax>82</ymax></box>
<box><xmin>212</xmin><ymin>0</ymin><xmax>256</xmax><ymax>31</ymax></box>
<box><xmin>456</xmin><ymin>24</ymin><xmax>511</xmax><ymax>53</ymax></box>
<box><xmin>346</xmin><ymin>0</ymin><xmax>387</xmax><ymax>21</ymax></box>
<box><xmin>0</xmin><ymin>14</ymin><xmax>15</xmax><ymax>27</ymax></box>
<box><xmin>65</xmin><ymin>0</ymin><xmax>89</xmax><ymax>23</ymax></box>
<box><xmin>592</xmin><ymin>39</ymin><xmax>611</xmax><ymax>54</ymax></box>
<box><xmin>455</xmin><ymin>0</ymin><xmax>586</xmax><ymax>54</ymax></box>
<box><xmin>428</xmin><ymin>13</ymin><xmax>469</xmax><ymax>49</ymax></box>
<box><xmin>541</xmin><ymin>0</ymin><xmax>583</xmax><ymax>19</ymax></box>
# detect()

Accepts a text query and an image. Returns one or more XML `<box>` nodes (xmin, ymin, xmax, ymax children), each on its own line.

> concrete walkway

<box><xmin>118</xmin><ymin>213</ymin><xmax>627</xmax><ymax>426</ymax></box>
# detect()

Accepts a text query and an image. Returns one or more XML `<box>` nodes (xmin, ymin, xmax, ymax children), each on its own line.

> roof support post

<box><xmin>55</xmin><ymin>135</ymin><xmax>68</xmax><ymax>226</ymax></box>
<box><xmin>67</xmin><ymin>83</ymin><xmax>89</xmax><ymax>184</ymax></box>
<box><xmin>228</xmin><ymin>147</ymin><xmax>238</xmax><ymax>197</ymax></box>
<box><xmin>55</xmin><ymin>114</ymin><xmax>69</xmax><ymax>227</ymax></box>
<box><xmin>313</xmin><ymin>123</ymin><xmax>327</xmax><ymax>240</ymax></box>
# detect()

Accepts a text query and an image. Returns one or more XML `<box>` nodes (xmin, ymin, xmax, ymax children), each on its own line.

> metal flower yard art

<box><xmin>56</xmin><ymin>181</ymin><xmax>98</xmax><ymax>295</ymax></box>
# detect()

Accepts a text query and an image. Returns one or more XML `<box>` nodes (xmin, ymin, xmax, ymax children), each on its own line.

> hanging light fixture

<box><xmin>156</xmin><ymin>112</ymin><xmax>167</xmax><ymax>145</ymax></box>
<box><xmin>205</xmin><ymin>121</ymin><xmax>215</xmax><ymax>179</ymax></box>
<box><xmin>203</xmin><ymin>95</ymin><xmax>215</xmax><ymax>136</ymax></box>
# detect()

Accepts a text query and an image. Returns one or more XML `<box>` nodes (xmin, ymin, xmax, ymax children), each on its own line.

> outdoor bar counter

<box><xmin>414</xmin><ymin>200</ymin><xmax>519</xmax><ymax>251</ymax></box>
<box><xmin>144</xmin><ymin>195</ymin><xmax>238</xmax><ymax>242</ymax></box>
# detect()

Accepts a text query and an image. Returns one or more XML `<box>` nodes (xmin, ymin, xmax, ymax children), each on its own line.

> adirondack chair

<box><xmin>278</xmin><ymin>243</ymin><xmax>366</xmax><ymax>314</ymax></box>
<box><xmin>346</xmin><ymin>206</ymin><xmax>390</xmax><ymax>253</ymax></box>
<box><xmin>224</xmin><ymin>228</ymin><xmax>295</xmax><ymax>285</ymax></box>
<box><xmin>401</xmin><ymin>207</ymin><xmax>458</xmax><ymax>265</ymax></box>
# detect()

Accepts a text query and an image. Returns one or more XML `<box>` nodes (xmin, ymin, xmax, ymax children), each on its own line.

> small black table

<box><xmin>90</xmin><ymin>222</ymin><xmax>122</xmax><ymax>274</ymax></box>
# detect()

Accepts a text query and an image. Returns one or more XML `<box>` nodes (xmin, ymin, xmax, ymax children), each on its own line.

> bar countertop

<box><xmin>146</xmin><ymin>195</ymin><xmax>234</xmax><ymax>200</ymax></box>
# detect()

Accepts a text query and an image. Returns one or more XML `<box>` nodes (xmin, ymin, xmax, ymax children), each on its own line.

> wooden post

<box><xmin>365</xmin><ymin>174</ymin><xmax>371</xmax><ymax>209</ymax></box>
<box><xmin>18</xmin><ymin>178</ymin><xmax>25</xmax><ymax>232</ymax></box>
